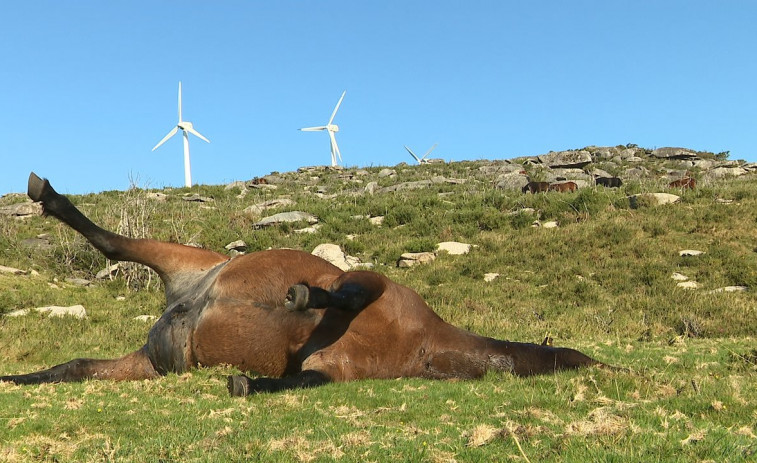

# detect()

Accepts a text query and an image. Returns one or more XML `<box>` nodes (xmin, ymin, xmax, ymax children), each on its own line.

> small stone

<box><xmin>397</xmin><ymin>252</ymin><xmax>436</xmax><ymax>268</ymax></box>
<box><xmin>7</xmin><ymin>305</ymin><xmax>87</xmax><ymax>319</ymax></box>
<box><xmin>436</xmin><ymin>242</ymin><xmax>471</xmax><ymax>255</ymax></box>
<box><xmin>225</xmin><ymin>240</ymin><xmax>247</xmax><ymax>252</ymax></box>
<box><xmin>0</xmin><ymin>265</ymin><xmax>26</xmax><ymax>275</ymax></box>
<box><xmin>677</xmin><ymin>281</ymin><xmax>699</xmax><ymax>290</ymax></box>
<box><xmin>96</xmin><ymin>263</ymin><xmax>121</xmax><ymax>279</ymax></box>
<box><xmin>709</xmin><ymin>286</ymin><xmax>748</xmax><ymax>294</ymax></box>
<box><xmin>294</xmin><ymin>225</ymin><xmax>321</xmax><ymax>234</ymax></box>
<box><xmin>679</xmin><ymin>250</ymin><xmax>705</xmax><ymax>257</ymax></box>
<box><xmin>484</xmin><ymin>273</ymin><xmax>500</xmax><ymax>282</ymax></box>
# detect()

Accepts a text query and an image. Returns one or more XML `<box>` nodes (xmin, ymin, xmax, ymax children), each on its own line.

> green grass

<box><xmin>0</xmin><ymin>157</ymin><xmax>756</xmax><ymax>461</ymax></box>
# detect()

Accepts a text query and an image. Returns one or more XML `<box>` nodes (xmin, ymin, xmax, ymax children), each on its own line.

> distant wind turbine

<box><xmin>152</xmin><ymin>82</ymin><xmax>210</xmax><ymax>187</ymax></box>
<box><xmin>405</xmin><ymin>143</ymin><xmax>438</xmax><ymax>165</ymax></box>
<box><xmin>300</xmin><ymin>90</ymin><xmax>346</xmax><ymax>167</ymax></box>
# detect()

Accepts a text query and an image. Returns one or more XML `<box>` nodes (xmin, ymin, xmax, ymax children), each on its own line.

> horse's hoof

<box><xmin>284</xmin><ymin>284</ymin><xmax>309</xmax><ymax>311</ymax></box>
<box><xmin>227</xmin><ymin>375</ymin><xmax>250</xmax><ymax>397</ymax></box>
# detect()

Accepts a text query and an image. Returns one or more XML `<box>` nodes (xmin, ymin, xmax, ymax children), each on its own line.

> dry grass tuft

<box><xmin>565</xmin><ymin>406</ymin><xmax>629</xmax><ymax>436</ymax></box>
<box><xmin>340</xmin><ymin>430</ymin><xmax>373</xmax><ymax>447</ymax></box>
<box><xmin>680</xmin><ymin>429</ymin><xmax>707</xmax><ymax>446</ymax></box>
<box><xmin>467</xmin><ymin>423</ymin><xmax>503</xmax><ymax>447</ymax></box>
<box><xmin>268</xmin><ymin>435</ymin><xmax>313</xmax><ymax>462</ymax></box>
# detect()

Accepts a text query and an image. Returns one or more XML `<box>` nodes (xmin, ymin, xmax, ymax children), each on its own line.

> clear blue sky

<box><xmin>1</xmin><ymin>2</ymin><xmax>755</xmax><ymax>195</ymax></box>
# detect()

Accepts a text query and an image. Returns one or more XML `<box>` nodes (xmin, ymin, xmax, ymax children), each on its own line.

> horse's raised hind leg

<box><xmin>284</xmin><ymin>271</ymin><xmax>388</xmax><ymax>312</ymax></box>
<box><xmin>0</xmin><ymin>347</ymin><xmax>159</xmax><ymax>385</ymax></box>
<box><xmin>27</xmin><ymin>173</ymin><xmax>228</xmax><ymax>290</ymax></box>
<box><xmin>284</xmin><ymin>284</ymin><xmax>368</xmax><ymax>312</ymax></box>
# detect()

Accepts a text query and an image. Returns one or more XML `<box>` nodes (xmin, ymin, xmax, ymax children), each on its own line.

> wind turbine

<box><xmin>152</xmin><ymin>82</ymin><xmax>210</xmax><ymax>187</ymax></box>
<box><xmin>300</xmin><ymin>90</ymin><xmax>346</xmax><ymax>167</ymax></box>
<box><xmin>405</xmin><ymin>143</ymin><xmax>438</xmax><ymax>165</ymax></box>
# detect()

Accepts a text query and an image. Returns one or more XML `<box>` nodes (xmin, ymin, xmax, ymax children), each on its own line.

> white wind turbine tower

<box><xmin>405</xmin><ymin>143</ymin><xmax>438</xmax><ymax>165</ymax></box>
<box><xmin>300</xmin><ymin>90</ymin><xmax>346</xmax><ymax>167</ymax></box>
<box><xmin>152</xmin><ymin>82</ymin><xmax>210</xmax><ymax>187</ymax></box>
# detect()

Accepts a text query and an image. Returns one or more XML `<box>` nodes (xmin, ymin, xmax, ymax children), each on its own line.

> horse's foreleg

<box><xmin>0</xmin><ymin>347</ymin><xmax>159</xmax><ymax>385</ymax></box>
<box><xmin>227</xmin><ymin>370</ymin><xmax>331</xmax><ymax>396</ymax></box>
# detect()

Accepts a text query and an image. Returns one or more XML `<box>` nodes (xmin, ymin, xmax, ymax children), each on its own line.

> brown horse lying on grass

<box><xmin>0</xmin><ymin>173</ymin><xmax>603</xmax><ymax>396</ymax></box>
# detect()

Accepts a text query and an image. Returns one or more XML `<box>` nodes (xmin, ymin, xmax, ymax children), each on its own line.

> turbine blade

<box><xmin>186</xmin><ymin>126</ymin><xmax>210</xmax><ymax>143</ymax></box>
<box><xmin>328</xmin><ymin>90</ymin><xmax>346</xmax><ymax>125</ymax></box>
<box><xmin>423</xmin><ymin>143</ymin><xmax>438</xmax><ymax>160</ymax></box>
<box><xmin>329</xmin><ymin>130</ymin><xmax>342</xmax><ymax>165</ymax></box>
<box><xmin>404</xmin><ymin>145</ymin><xmax>421</xmax><ymax>163</ymax></box>
<box><xmin>300</xmin><ymin>126</ymin><xmax>327</xmax><ymax>131</ymax></box>
<box><xmin>178</xmin><ymin>81</ymin><xmax>183</xmax><ymax>122</ymax></box>
<box><xmin>152</xmin><ymin>127</ymin><xmax>179</xmax><ymax>151</ymax></box>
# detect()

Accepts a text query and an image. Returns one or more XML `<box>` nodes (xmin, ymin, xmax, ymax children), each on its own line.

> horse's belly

<box><xmin>146</xmin><ymin>300</ymin><xmax>201</xmax><ymax>375</ymax></box>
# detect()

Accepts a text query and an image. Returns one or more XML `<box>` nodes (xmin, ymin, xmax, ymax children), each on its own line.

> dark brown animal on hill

<box><xmin>548</xmin><ymin>181</ymin><xmax>578</xmax><ymax>192</ymax></box>
<box><xmin>595</xmin><ymin>177</ymin><xmax>623</xmax><ymax>188</ymax></box>
<box><xmin>0</xmin><ymin>173</ymin><xmax>602</xmax><ymax>395</ymax></box>
<box><xmin>522</xmin><ymin>181</ymin><xmax>550</xmax><ymax>194</ymax></box>
<box><xmin>668</xmin><ymin>177</ymin><xmax>696</xmax><ymax>189</ymax></box>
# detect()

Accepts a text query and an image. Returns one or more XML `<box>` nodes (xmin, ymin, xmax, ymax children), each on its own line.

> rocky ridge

<box><xmin>1</xmin><ymin>144</ymin><xmax>754</xmax><ymax>319</ymax></box>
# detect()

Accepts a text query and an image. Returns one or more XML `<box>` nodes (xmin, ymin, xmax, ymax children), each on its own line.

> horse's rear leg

<box><xmin>490</xmin><ymin>341</ymin><xmax>600</xmax><ymax>376</ymax></box>
<box><xmin>0</xmin><ymin>347</ymin><xmax>159</xmax><ymax>385</ymax></box>
<box><xmin>27</xmin><ymin>173</ymin><xmax>228</xmax><ymax>281</ymax></box>
<box><xmin>284</xmin><ymin>271</ymin><xmax>388</xmax><ymax>312</ymax></box>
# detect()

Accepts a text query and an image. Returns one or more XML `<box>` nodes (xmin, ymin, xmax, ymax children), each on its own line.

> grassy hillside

<box><xmin>0</xmin><ymin>152</ymin><xmax>755</xmax><ymax>461</ymax></box>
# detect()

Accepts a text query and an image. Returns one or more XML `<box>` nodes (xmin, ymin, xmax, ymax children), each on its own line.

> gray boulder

<box><xmin>537</xmin><ymin>150</ymin><xmax>592</xmax><ymax>168</ymax></box>
<box><xmin>253</xmin><ymin>211</ymin><xmax>318</xmax><ymax>228</ymax></box>
<box><xmin>591</xmin><ymin>147</ymin><xmax>620</xmax><ymax>160</ymax></box>
<box><xmin>704</xmin><ymin>167</ymin><xmax>748</xmax><ymax>180</ymax></box>
<box><xmin>623</xmin><ymin>166</ymin><xmax>650</xmax><ymax>179</ymax></box>
<box><xmin>0</xmin><ymin>201</ymin><xmax>41</xmax><ymax>217</ymax></box>
<box><xmin>629</xmin><ymin>193</ymin><xmax>680</xmax><ymax>208</ymax></box>
<box><xmin>311</xmin><ymin>243</ymin><xmax>362</xmax><ymax>271</ymax></box>
<box><xmin>651</xmin><ymin>147</ymin><xmax>697</xmax><ymax>160</ymax></box>
<box><xmin>243</xmin><ymin>198</ymin><xmax>295</xmax><ymax>216</ymax></box>
<box><xmin>377</xmin><ymin>168</ymin><xmax>396</xmax><ymax>178</ymax></box>
<box><xmin>493</xmin><ymin>172</ymin><xmax>528</xmax><ymax>191</ymax></box>
<box><xmin>182</xmin><ymin>194</ymin><xmax>214</xmax><ymax>203</ymax></box>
